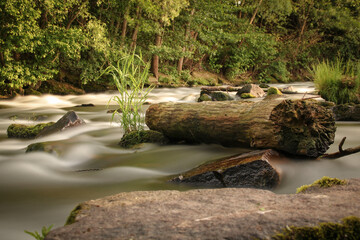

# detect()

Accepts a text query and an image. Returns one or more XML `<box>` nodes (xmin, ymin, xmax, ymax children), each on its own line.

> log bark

<box><xmin>145</xmin><ymin>99</ymin><xmax>336</xmax><ymax>157</ymax></box>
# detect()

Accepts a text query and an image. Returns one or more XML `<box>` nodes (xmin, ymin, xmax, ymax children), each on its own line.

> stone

<box><xmin>45</xmin><ymin>178</ymin><xmax>360</xmax><ymax>240</ymax></box>
<box><xmin>198</xmin><ymin>91</ymin><xmax>233</xmax><ymax>102</ymax></box>
<box><xmin>26</xmin><ymin>142</ymin><xmax>62</xmax><ymax>156</ymax></box>
<box><xmin>119</xmin><ymin>130</ymin><xmax>169</xmax><ymax>148</ymax></box>
<box><xmin>171</xmin><ymin>149</ymin><xmax>281</xmax><ymax>189</ymax></box>
<box><xmin>280</xmin><ymin>86</ymin><xmax>297</xmax><ymax>94</ymax></box>
<box><xmin>7</xmin><ymin>122</ymin><xmax>54</xmax><ymax>139</ymax></box>
<box><xmin>267</xmin><ymin>87</ymin><xmax>282</xmax><ymax>95</ymax></box>
<box><xmin>236</xmin><ymin>84</ymin><xmax>265</xmax><ymax>98</ymax></box>
<box><xmin>36</xmin><ymin>111</ymin><xmax>85</xmax><ymax>138</ymax></box>
<box><xmin>332</xmin><ymin>104</ymin><xmax>360</xmax><ymax>121</ymax></box>
<box><xmin>75</xmin><ymin>104</ymin><xmax>95</xmax><ymax>107</ymax></box>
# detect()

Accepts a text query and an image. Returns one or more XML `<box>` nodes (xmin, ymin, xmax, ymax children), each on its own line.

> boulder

<box><xmin>280</xmin><ymin>86</ymin><xmax>297</xmax><ymax>94</ymax></box>
<box><xmin>171</xmin><ymin>149</ymin><xmax>281</xmax><ymax>189</ymax></box>
<box><xmin>7</xmin><ymin>122</ymin><xmax>54</xmax><ymax>139</ymax></box>
<box><xmin>332</xmin><ymin>104</ymin><xmax>360</xmax><ymax>121</ymax></box>
<box><xmin>26</xmin><ymin>142</ymin><xmax>63</xmax><ymax>156</ymax></box>
<box><xmin>240</xmin><ymin>93</ymin><xmax>256</xmax><ymax>99</ymax></box>
<box><xmin>267</xmin><ymin>87</ymin><xmax>282</xmax><ymax>95</ymax></box>
<box><xmin>36</xmin><ymin>111</ymin><xmax>85</xmax><ymax>138</ymax></box>
<box><xmin>236</xmin><ymin>84</ymin><xmax>265</xmax><ymax>98</ymax></box>
<box><xmin>45</xmin><ymin>178</ymin><xmax>360</xmax><ymax>240</ymax></box>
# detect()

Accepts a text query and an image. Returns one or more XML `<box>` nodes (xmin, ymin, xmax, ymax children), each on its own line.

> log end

<box><xmin>270</xmin><ymin>100</ymin><xmax>336</xmax><ymax>157</ymax></box>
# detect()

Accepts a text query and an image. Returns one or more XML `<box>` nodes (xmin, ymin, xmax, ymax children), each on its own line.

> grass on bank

<box><xmin>311</xmin><ymin>59</ymin><xmax>360</xmax><ymax>104</ymax></box>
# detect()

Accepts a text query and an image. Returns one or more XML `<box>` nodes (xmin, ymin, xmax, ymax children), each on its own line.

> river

<box><xmin>0</xmin><ymin>83</ymin><xmax>359</xmax><ymax>240</ymax></box>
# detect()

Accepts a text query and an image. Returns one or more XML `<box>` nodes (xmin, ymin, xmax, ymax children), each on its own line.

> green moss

<box><xmin>211</xmin><ymin>91</ymin><xmax>233</xmax><ymax>101</ymax></box>
<box><xmin>271</xmin><ymin>216</ymin><xmax>360</xmax><ymax>240</ymax></box>
<box><xmin>198</xmin><ymin>93</ymin><xmax>212</xmax><ymax>102</ymax></box>
<box><xmin>65</xmin><ymin>204</ymin><xmax>88</xmax><ymax>225</ymax></box>
<box><xmin>296</xmin><ymin>176</ymin><xmax>347</xmax><ymax>193</ymax></box>
<box><xmin>7</xmin><ymin>122</ymin><xmax>54</xmax><ymax>139</ymax></box>
<box><xmin>240</xmin><ymin>93</ymin><xmax>256</xmax><ymax>99</ymax></box>
<box><xmin>119</xmin><ymin>130</ymin><xmax>169</xmax><ymax>148</ymax></box>
<box><xmin>267</xmin><ymin>87</ymin><xmax>282</xmax><ymax>95</ymax></box>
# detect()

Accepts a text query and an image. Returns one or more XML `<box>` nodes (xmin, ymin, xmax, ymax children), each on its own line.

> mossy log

<box><xmin>145</xmin><ymin>99</ymin><xmax>336</xmax><ymax>157</ymax></box>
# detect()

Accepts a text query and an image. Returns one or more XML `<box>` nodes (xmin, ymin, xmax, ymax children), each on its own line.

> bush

<box><xmin>311</xmin><ymin>59</ymin><xmax>360</xmax><ymax>104</ymax></box>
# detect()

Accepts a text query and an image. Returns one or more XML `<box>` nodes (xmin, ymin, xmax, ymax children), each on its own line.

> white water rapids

<box><xmin>0</xmin><ymin>83</ymin><xmax>359</xmax><ymax>240</ymax></box>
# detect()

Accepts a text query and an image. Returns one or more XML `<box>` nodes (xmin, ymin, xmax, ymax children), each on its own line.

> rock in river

<box><xmin>171</xmin><ymin>149</ymin><xmax>281</xmax><ymax>189</ymax></box>
<box><xmin>36</xmin><ymin>111</ymin><xmax>85</xmax><ymax>138</ymax></box>
<box><xmin>45</xmin><ymin>178</ymin><xmax>360</xmax><ymax>240</ymax></box>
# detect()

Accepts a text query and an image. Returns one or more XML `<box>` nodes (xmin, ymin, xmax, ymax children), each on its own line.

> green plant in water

<box><xmin>311</xmin><ymin>59</ymin><xmax>360</xmax><ymax>104</ymax></box>
<box><xmin>296</xmin><ymin>176</ymin><xmax>347</xmax><ymax>193</ymax></box>
<box><xmin>24</xmin><ymin>225</ymin><xmax>53</xmax><ymax>240</ymax></box>
<box><xmin>101</xmin><ymin>52</ymin><xmax>154</xmax><ymax>134</ymax></box>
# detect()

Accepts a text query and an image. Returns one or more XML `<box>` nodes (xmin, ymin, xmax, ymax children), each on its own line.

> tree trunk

<box><xmin>151</xmin><ymin>34</ymin><xmax>162</xmax><ymax>79</ymax></box>
<box><xmin>145</xmin><ymin>99</ymin><xmax>336</xmax><ymax>157</ymax></box>
<box><xmin>130</xmin><ymin>24</ymin><xmax>139</xmax><ymax>49</ymax></box>
<box><xmin>177</xmin><ymin>9</ymin><xmax>195</xmax><ymax>73</ymax></box>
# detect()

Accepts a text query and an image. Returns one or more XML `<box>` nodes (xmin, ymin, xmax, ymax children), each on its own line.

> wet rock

<box><xmin>267</xmin><ymin>87</ymin><xmax>282</xmax><ymax>95</ymax></box>
<box><xmin>236</xmin><ymin>84</ymin><xmax>265</xmax><ymax>98</ymax></box>
<box><xmin>280</xmin><ymin>86</ymin><xmax>297</xmax><ymax>94</ymax></box>
<box><xmin>7</xmin><ymin>122</ymin><xmax>54</xmax><ymax>139</ymax></box>
<box><xmin>119</xmin><ymin>130</ymin><xmax>169</xmax><ymax>148</ymax></box>
<box><xmin>332</xmin><ymin>103</ymin><xmax>360</xmax><ymax>121</ymax></box>
<box><xmin>198</xmin><ymin>91</ymin><xmax>233</xmax><ymax>102</ymax></box>
<box><xmin>45</xmin><ymin>178</ymin><xmax>360</xmax><ymax>240</ymax></box>
<box><xmin>171</xmin><ymin>149</ymin><xmax>281</xmax><ymax>189</ymax></box>
<box><xmin>36</xmin><ymin>111</ymin><xmax>85</xmax><ymax>138</ymax></box>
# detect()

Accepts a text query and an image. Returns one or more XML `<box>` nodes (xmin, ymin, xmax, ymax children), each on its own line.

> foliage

<box><xmin>311</xmin><ymin>59</ymin><xmax>360</xmax><ymax>104</ymax></box>
<box><xmin>24</xmin><ymin>225</ymin><xmax>53</xmax><ymax>240</ymax></box>
<box><xmin>102</xmin><ymin>52</ymin><xmax>153</xmax><ymax>134</ymax></box>
<box><xmin>296</xmin><ymin>176</ymin><xmax>347</xmax><ymax>193</ymax></box>
<box><xmin>271</xmin><ymin>216</ymin><xmax>360</xmax><ymax>240</ymax></box>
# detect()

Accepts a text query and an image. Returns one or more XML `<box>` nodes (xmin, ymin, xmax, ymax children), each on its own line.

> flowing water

<box><xmin>0</xmin><ymin>83</ymin><xmax>359</xmax><ymax>240</ymax></box>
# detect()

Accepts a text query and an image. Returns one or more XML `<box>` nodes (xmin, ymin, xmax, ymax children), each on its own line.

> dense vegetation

<box><xmin>0</xmin><ymin>0</ymin><xmax>359</xmax><ymax>96</ymax></box>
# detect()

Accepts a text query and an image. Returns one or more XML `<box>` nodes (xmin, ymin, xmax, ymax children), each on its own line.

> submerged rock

<box><xmin>26</xmin><ymin>141</ymin><xmax>63</xmax><ymax>156</ymax></box>
<box><xmin>236</xmin><ymin>84</ymin><xmax>265</xmax><ymax>98</ymax></box>
<box><xmin>171</xmin><ymin>149</ymin><xmax>281</xmax><ymax>189</ymax></box>
<box><xmin>45</xmin><ymin>178</ymin><xmax>360</xmax><ymax>240</ymax></box>
<box><xmin>119</xmin><ymin>130</ymin><xmax>169</xmax><ymax>148</ymax></box>
<box><xmin>7</xmin><ymin>122</ymin><xmax>54</xmax><ymax>139</ymax></box>
<box><xmin>36</xmin><ymin>111</ymin><xmax>85</xmax><ymax>138</ymax></box>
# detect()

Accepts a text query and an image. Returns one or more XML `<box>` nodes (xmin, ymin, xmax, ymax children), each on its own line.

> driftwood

<box><xmin>321</xmin><ymin>137</ymin><xmax>360</xmax><ymax>159</ymax></box>
<box><xmin>145</xmin><ymin>99</ymin><xmax>336</xmax><ymax>157</ymax></box>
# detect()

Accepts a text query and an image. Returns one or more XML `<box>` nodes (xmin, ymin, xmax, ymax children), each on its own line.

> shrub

<box><xmin>311</xmin><ymin>59</ymin><xmax>360</xmax><ymax>104</ymax></box>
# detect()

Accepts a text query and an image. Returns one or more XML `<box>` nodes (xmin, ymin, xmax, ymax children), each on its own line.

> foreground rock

<box><xmin>119</xmin><ymin>130</ymin><xmax>169</xmax><ymax>148</ymax></box>
<box><xmin>36</xmin><ymin>111</ymin><xmax>85</xmax><ymax>138</ymax></box>
<box><xmin>171</xmin><ymin>149</ymin><xmax>281</xmax><ymax>189</ymax></box>
<box><xmin>146</xmin><ymin>99</ymin><xmax>336</xmax><ymax>157</ymax></box>
<box><xmin>45</xmin><ymin>178</ymin><xmax>360</xmax><ymax>240</ymax></box>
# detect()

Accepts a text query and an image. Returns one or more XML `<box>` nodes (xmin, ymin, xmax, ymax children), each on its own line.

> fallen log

<box><xmin>320</xmin><ymin>137</ymin><xmax>360</xmax><ymax>159</ymax></box>
<box><xmin>200</xmin><ymin>86</ymin><xmax>243</xmax><ymax>92</ymax></box>
<box><xmin>145</xmin><ymin>99</ymin><xmax>336</xmax><ymax>157</ymax></box>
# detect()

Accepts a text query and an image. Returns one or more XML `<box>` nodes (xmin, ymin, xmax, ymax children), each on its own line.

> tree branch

<box><xmin>320</xmin><ymin>137</ymin><xmax>360</xmax><ymax>159</ymax></box>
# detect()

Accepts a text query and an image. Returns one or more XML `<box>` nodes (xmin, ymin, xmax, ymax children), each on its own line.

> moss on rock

<box><xmin>119</xmin><ymin>130</ymin><xmax>169</xmax><ymax>148</ymax></box>
<box><xmin>267</xmin><ymin>87</ymin><xmax>282</xmax><ymax>95</ymax></box>
<box><xmin>66</xmin><ymin>204</ymin><xmax>89</xmax><ymax>225</ymax></box>
<box><xmin>7</xmin><ymin>122</ymin><xmax>54</xmax><ymax>139</ymax></box>
<box><xmin>198</xmin><ymin>93</ymin><xmax>212</xmax><ymax>102</ymax></box>
<box><xmin>271</xmin><ymin>216</ymin><xmax>360</xmax><ymax>240</ymax></box>
<box><xmin>296</xmin><ymin>176</ymin><xmax>347</xmax><ymax>193</ymax></box>
<box><xmin>240</xmin><ymin>93</ymin><xmax>256</xmax><ymax>99</ymax></box>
